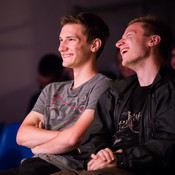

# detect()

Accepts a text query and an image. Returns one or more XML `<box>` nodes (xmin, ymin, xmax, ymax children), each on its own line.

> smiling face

<box><xmin>58</xmin><ymin>23</ymin><xmax>93</xmax><ymax>69</ymax></box>
<box><xmin>116</xmin><ymin>22</ymin><xmax>151</xmax><ymax>69</ymax></box>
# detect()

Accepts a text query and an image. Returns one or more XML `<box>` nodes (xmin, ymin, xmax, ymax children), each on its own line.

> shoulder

<box><xmin>94</xmin><ymin>73</ymin><xmax>112</xmax><ymax>81</ymax></box>
<box><xmin>43</xmin><ymin>80</ymin><xmax>73</xmax><ymax>91</ymax></box>
<box><xmin>39</xmin><ymin>81</ymin><xmax>73</xmax><ymax>99</ymax></box>
<box><xmin>98</xmin><ymin>74</ymin><xmax>138</xmax><ymax>102</ymax></box>
<box><xmin>92</xmin><ymin>73</ymin><xmax>113</xmax><ymax>86</ymax></box>
<box><xmin>159</xmin><ymin>67</ymin><xmax>175</xmax><ymax>79</ymax></box>
<box><xmin>153</xmin><ymin>67</ymin><xmax>175</xmax><ymax>87</ymax></box>
<box><xmin>151</xmin><ymin>67</ymin><xmax>175</xmax><ymax>94</ymax></box>
<box><xmin>82</xmin><ymin>73</ymin><xmax>113</xmax><ymax>93</ymax></box>
<box><xmin>111</xmin><ymin>74</ymin><xmax>137</xmax><ymax>94</ymax></box>
<box><xmin>89</xmin><ymin>74</ymin><xmax>114</xmax><ymax>94</ymax></box>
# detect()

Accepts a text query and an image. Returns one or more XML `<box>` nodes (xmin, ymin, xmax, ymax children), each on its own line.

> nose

<box><xmin>115</xmin><ymin>38</ymin><xmax>124</xmax><ymax>48</ymax></box>
<box><xmin>58</xmin><ymin>41</ymin><xmax>67</xmax><ymax>52</ymax></box>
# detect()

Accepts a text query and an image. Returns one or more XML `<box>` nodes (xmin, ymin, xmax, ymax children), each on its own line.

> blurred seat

<box><xmin>0</xmin><ymin>122</ymin><xmax>34</xmax><ymax>171</ymax></box>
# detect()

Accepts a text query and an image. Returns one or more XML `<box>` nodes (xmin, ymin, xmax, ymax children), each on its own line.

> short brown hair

<box><xmin>59</xmin><ymin>12</ymin><xmax>110</xmax><ymax>58</ymax></box>
<box><xmin>128</xmin><ymin>14</ymin><xmax>173</xmax><ymax>65</ymax></box>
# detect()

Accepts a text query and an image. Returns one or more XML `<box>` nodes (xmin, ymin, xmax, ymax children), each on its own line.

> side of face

<box><xmin>116</xmin><ymin>22</ymin><xmax>153</xmax><ymax>69</ymax></box>
<box><xmin>58</xmin><ymin>23</ymin><xmax>94</xmax><ymax>69</ymax></box>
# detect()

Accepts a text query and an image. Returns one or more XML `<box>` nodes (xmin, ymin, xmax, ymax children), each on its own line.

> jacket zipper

<box><xmin>148</xmin><ymin>93</ymin><xmax>154</xmax><ymax>137</ymax></box>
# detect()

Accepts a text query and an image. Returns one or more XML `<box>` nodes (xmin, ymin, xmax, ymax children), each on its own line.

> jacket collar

<box><xmin>114</xmin><ymin>66</ymin><xmax>175</xmax><ymax>94</ymax></box>
<box><xmin>151</xmin><ymin>66</ymin><xmax>175</xmax><ymax>88</ymax></box>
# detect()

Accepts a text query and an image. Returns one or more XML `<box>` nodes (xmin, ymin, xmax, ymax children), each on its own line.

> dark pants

<box><xmin>0</xmin><ymin>157</ymin><xmax>60</xmax><ymax>175</ymax></box>
<box><xmin>51</xmin><ymin>167</ymin><xmax>134</xmax><ymax>175</ymax></box>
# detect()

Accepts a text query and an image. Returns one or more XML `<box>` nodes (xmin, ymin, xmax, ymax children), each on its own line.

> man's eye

<box><xmin>126</xmin><ymin>34</ymin><xmax>131</xmax><ymax>38</ymax></box>
<box><xmin>69</xmin><ymin>38</ymin><xmax>75</xmax><ymax>41</ymax></box>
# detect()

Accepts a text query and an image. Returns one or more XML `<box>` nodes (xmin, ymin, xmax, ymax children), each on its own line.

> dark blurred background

<box><xmin>0</xmin><ymin>0</ymin><xmax>175</xmax><ymax>126</ymax></box>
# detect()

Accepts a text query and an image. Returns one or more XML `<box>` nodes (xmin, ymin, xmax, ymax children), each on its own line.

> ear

<box><xmin>148</xmin><ymin>35</ymin><xmax>161</xmax><ymax>47</ymax></box>
<box><xmin>91</xmin><ymin>38</ymin><xmax>102</xmax><ymax>53</ymax></box>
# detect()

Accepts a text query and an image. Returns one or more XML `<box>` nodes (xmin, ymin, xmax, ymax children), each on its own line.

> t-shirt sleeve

<box><xmin>86</xmin><ymin>77</ymin><xmax>112</xmax><ymax>110</ymax></box>
<box><xmin>32</xmin><ymin>85</ymin><xmax>49</xmax><ymax>115</ymax></box>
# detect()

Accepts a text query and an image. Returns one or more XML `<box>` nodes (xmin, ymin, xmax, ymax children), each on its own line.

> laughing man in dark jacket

<box><xmin>78</xmin><ymin>15</ymin><xmax>175</xmax><ymax>175</ymax></box>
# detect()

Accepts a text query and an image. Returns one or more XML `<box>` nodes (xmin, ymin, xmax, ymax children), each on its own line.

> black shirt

<box><xmin>112</xmin><ymin>82</ymin><xmax>151</xmax><ymax>151</ymax></box>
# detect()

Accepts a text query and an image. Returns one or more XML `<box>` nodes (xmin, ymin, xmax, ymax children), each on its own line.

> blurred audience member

<box><xmin>27</xmin><ymin>54</ymin><xmax>73</xmax><ymax>113</ymax></box>
<box><xmin>171</xmin><ymin>46</ymin><xmax>175</xmax><ymax>69</ymax></box>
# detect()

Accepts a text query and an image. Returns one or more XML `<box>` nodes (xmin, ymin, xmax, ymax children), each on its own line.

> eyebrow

<box><xmin>59</xmin><ymin>36</ymin><xmax>75</xmax><ymax>40</ymax></box>
<box><xmin>59</xmin><ymin>35</ymin><xmax>80</xmax><ymax>39</ymax></box>
<box><xmin>122</xmin><ymin>30</ymin><xmax>136</xmax><ymax>38</ymax></box>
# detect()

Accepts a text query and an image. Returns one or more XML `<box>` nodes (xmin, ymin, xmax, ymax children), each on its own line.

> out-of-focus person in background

<box><xmin>171</xmin><ymin>44</ymin><xmax>175</xmax><ymax>69</ymax></box>
<box><xmin>100</xmin><ymin>48</ymin><xmax>135</xmax><ymax>81</ymax></box>
<box><xmin>27</xmin><ymin>53</ymin><xmax>73</xmax><ymax>113</ymax></box>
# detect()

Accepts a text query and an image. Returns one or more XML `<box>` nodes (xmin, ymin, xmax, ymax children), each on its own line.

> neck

<box><xmin>72</xmin><ymin>62</ymin><xmax>98</xmax><ymax>89</ymax></box>
<box><xmin>133</xmin><ymin>57</ymin><xmax>161</xmax><ymax>87</ymax></box>
<box><xmin>137</xmin><ymin>68</ymin><xmax>159</xmax><ymax>87</ymax></box>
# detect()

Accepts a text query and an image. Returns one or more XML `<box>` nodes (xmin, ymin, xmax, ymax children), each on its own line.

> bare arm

<box><xmin>16</xmin><ymin>111</ymin><xmax>59</xmax><ymax>148</ymax></box>
<box><xmin>31</xmin><ymin>109</ymin><xmax>94</xmax><ymax>154</ymax></box>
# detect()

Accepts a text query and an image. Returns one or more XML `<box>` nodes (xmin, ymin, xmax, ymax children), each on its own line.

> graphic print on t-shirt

<box><xmin>112</xmin><ymin>110</ymin><xmax>141</xmax><ymax>150</ymax></box>
<box><xmin>50</xmin><ymin>93</ymin><xmax>86</xmax><ymax>131</ymax></box>
<box><xmin>33</xmin><ymin>74</ymin><xmax>112</xmax><ymax>132</ymax></box>
<box><xmin>119</xmin><ymin>111</ymin><xmax>141</xmax><ymax>133</ymax></box>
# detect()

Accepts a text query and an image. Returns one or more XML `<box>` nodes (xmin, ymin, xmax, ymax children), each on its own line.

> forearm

<box><xmin>32</xmin><ymin>109</ymin><xmax>95</xmax><ymax>154</ymax></box>
<box><xmin>31</xmin><ymin>127</ymin><xmax>79</xmax><ymax>154</ymax></box>
<box><xmin>17</xmin><ymin>125</ymin><xmax>59</xmax><ymax>148</ymax></box>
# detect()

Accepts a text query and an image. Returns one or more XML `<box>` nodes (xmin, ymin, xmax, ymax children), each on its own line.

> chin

<box><xmin>63</xmin><ymin>62</ymin><xmax>70</xmax><ymax>67</ymax></box>
<box><xmin>123</xmin><ymin>62</ymin><xmax>131</xmax><ymax>70</ymax></box>
<box><xmin>122</xmin><ymin>61</ymin><xmax>127</xmax><ymax>67</ymax></box>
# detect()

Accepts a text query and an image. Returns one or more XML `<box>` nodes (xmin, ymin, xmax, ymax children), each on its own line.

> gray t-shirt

<box><xmin>32</xmin><ymin>73</ymin><xmax>112</xmax><ymax>170</ymax></box>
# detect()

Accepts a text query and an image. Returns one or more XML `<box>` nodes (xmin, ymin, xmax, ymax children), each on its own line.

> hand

<box><xmin>31</xmin><ymin>146</ymin><xmax>39</xmax><ymax>154</ymax></box>
<box><xmin>91</xmin><ymin>148</ymin><xmax>115</xmax><ymax>163</ymax></box>
<box><xmin>87</xmin><ymin>154</ymin><xmax>116</xmax><ymax>171</ymax></box>
<box><xmin>87</xmin><ymin>148</ymin><xmax>123</xmax><ymax>171</ymax></box>
<box><xmin>35</xmin><ymin>121</ymin><xmax>44</xmax><ymax>129</ymax></box>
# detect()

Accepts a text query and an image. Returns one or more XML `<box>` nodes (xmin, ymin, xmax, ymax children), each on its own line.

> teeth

<box><xmin>63</xmin><ymin>54</ymin><xmax>71</xmax><ymax>58</ymax></box>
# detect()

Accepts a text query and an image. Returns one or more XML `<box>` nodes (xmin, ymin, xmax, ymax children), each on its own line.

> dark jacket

<box><xmin>80</xmin><ymin>67</ymin><xmax>175</xmax><ymax>174</ymax></box>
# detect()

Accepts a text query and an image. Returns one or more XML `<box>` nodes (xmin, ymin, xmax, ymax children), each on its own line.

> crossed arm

<box><xmin>16</xmin><ymin>109</ymin><xmax>94</xmax><ymax>155</ymax></box>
